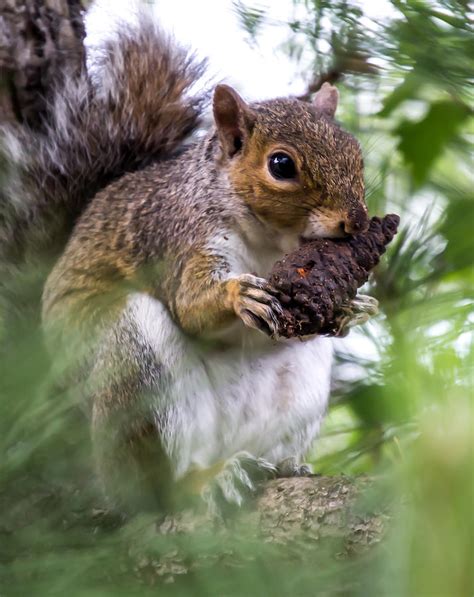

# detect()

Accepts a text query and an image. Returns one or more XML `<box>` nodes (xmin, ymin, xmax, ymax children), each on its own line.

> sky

<box><xmin>87</xmin><ymin>0</ymin><xmax>396</xmax><ymax>101</ymax></box>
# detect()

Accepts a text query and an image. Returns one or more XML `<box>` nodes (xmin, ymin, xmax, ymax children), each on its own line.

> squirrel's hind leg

<box><xmin>92</xmin><ymin>407</ymin><xmax>174</xmax><ymax>513</ymax></box>
<box><xmin>198</xmin><ymin>452</ymin><xmax>277</xmax><ymax>519</ymax></box>
<box><xmin>89</xmin><ymin>311</ymin><xmax>175</xmax><ymax>514</ymax></box>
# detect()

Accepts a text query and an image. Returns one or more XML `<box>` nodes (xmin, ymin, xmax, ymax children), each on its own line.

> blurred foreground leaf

<box><xmin>395</xmin><ymin>100</ymin><xmax>470</xmax><ymax>185</ymax></box>
<box><xmin>439</xmin><ymin>196</ymin><xmax>474</xmax><ymax>271</ymax></box>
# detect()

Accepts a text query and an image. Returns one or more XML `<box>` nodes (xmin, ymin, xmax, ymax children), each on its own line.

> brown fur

<box><xmin>43</xmin><ymin>90</ymin><xmax>369</xmax><ymax>348</ymax></box>
<box><xmin>228</xmin><ymin>98</ymin><xmax>368</xmax><ymax>236</ymax></box>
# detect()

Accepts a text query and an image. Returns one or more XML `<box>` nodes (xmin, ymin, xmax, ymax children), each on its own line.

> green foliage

<box><xmin>439</xmin><ymin>194</ymin><xmax>474</xmax><ymax>271</ymax></box>
<box><xmin>1</xmin><ymin>0</ymin><xmax>473</xmax><ymax>595</ymax></box>
<box><xmin>395</xmin><ymin>101</ymin><xmax>470</xmax><ymax>184</ymax></box>
<box><xmin>233</xmin><ymin>1</ymin><xmax>266</xmax><ymax>43</ymax></box>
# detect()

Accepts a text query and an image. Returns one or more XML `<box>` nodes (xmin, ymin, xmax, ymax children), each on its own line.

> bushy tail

<box><xmin>0</xmin><ymin>8</ymin><xmax>207</xmax><ymax>271</ymax></box>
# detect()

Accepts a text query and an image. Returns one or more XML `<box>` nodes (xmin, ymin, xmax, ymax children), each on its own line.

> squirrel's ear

<box><xmin>313</xmin><ymin>83</ymin><xmax>339</xmax><ymax>118</ymax></box>
<box><xmin>213</xmin><ymin>84</ymin><xmax>255</xmax><ymax>157</ymax></box>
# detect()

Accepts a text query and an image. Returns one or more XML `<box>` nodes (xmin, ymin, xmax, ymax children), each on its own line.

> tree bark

<box><xmin>0</xmin><ymin>0</ymin><xmax>86</xmax><ymax>127</ymax></box>
<box><xmin>252</xmin><ymin>475</ymin><xmax>386</xmax><ymax>550</ymax></box>
<box><xmin>155</xmin><ymin>475</ymin><xmax>386</xmax><ymax>547</ymax></box>
<box><xmin>123</xmin><ymin>475</ymin><xmax>389</xmax><ymax>582</ymax></box>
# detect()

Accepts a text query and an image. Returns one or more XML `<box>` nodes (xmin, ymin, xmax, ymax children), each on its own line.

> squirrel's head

<box><xmin>213</xmin><ymin>83</ymin><xmax>368</xmax><ymax>241</ymax></box>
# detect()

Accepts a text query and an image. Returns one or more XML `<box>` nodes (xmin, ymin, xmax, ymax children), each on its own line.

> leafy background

<box><xmin>0</xmin><ymin>0</ymin><xmax>472</xmax><ymax>595</ymax></box>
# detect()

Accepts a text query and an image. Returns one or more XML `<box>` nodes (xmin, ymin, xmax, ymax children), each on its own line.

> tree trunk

<box><xmin>0</xmin><ymin>0</ymin><xmax>86</xmax><ymax>127</ymax></box>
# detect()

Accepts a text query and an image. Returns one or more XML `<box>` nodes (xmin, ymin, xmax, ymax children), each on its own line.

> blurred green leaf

<box><xmin>439</xmin><ymin>197</ymin><xmax>474</xmax><ymax>270</ymax></box>
<box><xmin>378</xmin><ymin>74</ymin><xmax>419</xmax><ymax>117</ymax></box>
<box><xmin>395</xmin><ymin>100</ymin><xmax>470</xmax><ymax>185</ymax></box>
<box><xmin>233</xmin><ymin>1</ymin><xmax>266</xmax><ymax>43</ymax></box>
<box><xmin>348</xmin><ymin>383</ymin><xmax>411</xmax><ymax>427</ymax></box>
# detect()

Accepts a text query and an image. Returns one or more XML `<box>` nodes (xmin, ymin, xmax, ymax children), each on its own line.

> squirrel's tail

<box><xmin>0</xmin><ymin>9</ymin><xmax>207</xmax><ymax>272</ymax></box>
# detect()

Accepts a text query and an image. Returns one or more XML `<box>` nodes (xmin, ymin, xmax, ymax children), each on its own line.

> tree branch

<box><xmin>297</xmin><ymin>56</ymin><xmax>379</xmax><ymax>102</ymax></box>
<box><xmin>122</xmin><ymin>476</ymin><xmax>389</xmax><ymax>583</ymax></box>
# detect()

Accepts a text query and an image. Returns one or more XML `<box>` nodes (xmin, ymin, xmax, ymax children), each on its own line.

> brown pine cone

<box><xmin>269</xmin><ymin>214</ymin><xmax>400</xmax><ymax>338</ymax></box>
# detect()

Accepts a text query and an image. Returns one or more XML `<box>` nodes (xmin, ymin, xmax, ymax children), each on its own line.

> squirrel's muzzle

<box><xmin>342</xmin><ymin>205</ymin><xmax>369</xmax><ymax>235</ymax></box>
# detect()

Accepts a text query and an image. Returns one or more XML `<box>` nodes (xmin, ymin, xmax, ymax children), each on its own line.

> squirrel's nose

<box><xmin>342</xmin><ymin>220</ymin><xmax>364</xmax><ymax>235</ymax></box>
<box><xmin>341</xmin><ymin>214</ymin><xmax>369</xmax><ymax>235</ymax></box>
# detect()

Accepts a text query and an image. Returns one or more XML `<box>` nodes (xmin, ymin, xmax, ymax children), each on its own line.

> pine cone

<box><xmin>268</xmin><ymin>214</ymin><xmax>400</xmax><ymax>338</ymax></box>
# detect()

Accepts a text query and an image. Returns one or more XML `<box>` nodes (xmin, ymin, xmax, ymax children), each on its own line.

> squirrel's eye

<box><xmin>268</xmin><ymin>152</ymin><xmax>297</xmax><ymax>181</ymax></box>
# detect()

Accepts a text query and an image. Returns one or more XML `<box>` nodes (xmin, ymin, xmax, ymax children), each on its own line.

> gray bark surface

<box><xmin>123</xmin><ymin>475</ymin><xmax>389</xmax><ymax>582</ymax></box>
<box><xmin>0</xmin><ymin>0</ymin><xmax>86</xmax><ymax>127</ymax></box>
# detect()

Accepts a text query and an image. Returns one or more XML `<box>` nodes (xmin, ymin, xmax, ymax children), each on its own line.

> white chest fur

<box><xmin>129</xmin><ymin>292</ymin><xmax>333</xmax><ymax>478</ymax></box>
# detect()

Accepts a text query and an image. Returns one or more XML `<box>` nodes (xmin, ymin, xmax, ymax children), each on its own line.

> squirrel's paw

<box><xmin>229</xmin><ymin>274</ymin><xmax>283</xmax><ymax>338</ymax></box>
<box><xmin>335</xmin><ymin>294</ymin><xmax>379</xmax><ymax>337</ymax></box>
<box><xmin>276</xmin><ymin>456</ymin><xmax>313</xmax><ymax>478</ymax></box>
<box><xmin>202</xmin><ymin>451</ymin><xmax>277</xmax><ymax>519</ymax></box>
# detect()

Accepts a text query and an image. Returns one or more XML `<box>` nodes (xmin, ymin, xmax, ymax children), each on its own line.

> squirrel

<box><xmin>0</xmin><ymin>8</ymin><xmax>373</xmax><ymax>512</ymax></box>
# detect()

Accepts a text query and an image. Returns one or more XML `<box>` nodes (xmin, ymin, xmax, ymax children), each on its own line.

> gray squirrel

<box><xmin>0</xmin><ymin>6</ymin><xmax>375</xmax><ymax>512</ymax></box>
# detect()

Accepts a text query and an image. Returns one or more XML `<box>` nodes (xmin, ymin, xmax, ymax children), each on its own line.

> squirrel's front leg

<box><xmin>226</xmin><ymin>274</ymin><xmax>283</xmax><ymax>337</ymax></box>
<box><xmin>173</xmin><ymin>253</ymin><xmax>283</xmax><ymax>338</ymax></box>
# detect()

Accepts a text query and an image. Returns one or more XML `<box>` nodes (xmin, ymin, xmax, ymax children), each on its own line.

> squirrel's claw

<box><xmin>231</xmin><ymin>274</ymin><xmax>283</xmax><ymax>338</ymax></box>
<box><xmin>276</xmin><ymin>456</ymin><xmax>313</xmax><ymax>478</ymax></box>
<box><xmin>335</xmin><ymin>294</ymin><xmax>379</xmax><ymax>337</ymax></box>
<box><xmin>202</xmin><ymin>451</ymin><xmax>277</xmax><ymax>520</ymax></box>
<box><xmin>351</xmin><ymin>294</ymin><xmax>379</xmax><ymax>315</ymax></box>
